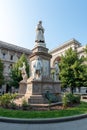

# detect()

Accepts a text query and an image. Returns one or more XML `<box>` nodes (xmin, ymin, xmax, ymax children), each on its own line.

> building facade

<box><xmin>0</xmin><ymin>38</ymin><xmax>86</xmax><ymax>93</ymax></box>
<box><xmin>0</xmin><ymin>40</ymin><xmax>32</xmax><ymax>93</ymax></box>
<box><xmin>49</xmin><ymin>38</ymin><xmax>86</xmax><ymax>67</ymax></box>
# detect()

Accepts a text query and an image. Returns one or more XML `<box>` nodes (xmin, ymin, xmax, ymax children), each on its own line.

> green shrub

<box><xmin>0</xmin><ymin>93</ymin><xmax>17</xmax><ymax>108</ymax></box>
<box><xmin>22</xmin><ymin>98</ymin><xmax>29</xmax><ymax>110</ymax></box>
<box><xmin>62</xmin><ymin>93</ymin><xmax>69</xmax><ymax>108</ymax></box>
<box><xmin>73</xmin><ymin>95</ymin><xmax>81</xmax><ymax>104</ymax></box>
<box><xmin>67</xmin><ymin>93</ymin><xmax>80</xmax><ymax>104</ymax></box>
<box><xmin>66</xmin><ymin>93</ymin><xmax>74</xmax><ymax>104</ymax></box>
<box><xmin>10</xmin><ymin>102</ymin><xmax>17</xmax><ymax>109</ymax></box>
<box><xmin>62</xmin><ymin>93</ymin><xmax>81</xmax><ymax>108</ymax></box>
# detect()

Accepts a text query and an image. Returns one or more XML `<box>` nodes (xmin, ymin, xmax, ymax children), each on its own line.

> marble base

<box><xmin>27</xmin><ymin>80</ymin><xmax>61</xmax><ymax>104</ymax></box>
<box><xmin>19</xmin><ymin>81</ymin><xmax>27</xmax><ymax>95</ymax></box>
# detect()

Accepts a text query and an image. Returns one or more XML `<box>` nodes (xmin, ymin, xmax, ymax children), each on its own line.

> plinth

<box><xmin>19</xmin><ymin>81</ymin><xmax>27</xmax><ymax>95</ymax></box>
<box><xmin>26</xmin><ymin>77</ymin><xmax>61</xmax><ymax>104</ymax></box>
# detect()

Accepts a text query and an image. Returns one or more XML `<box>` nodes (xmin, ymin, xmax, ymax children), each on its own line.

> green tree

<box><xmin>0</xmin><ymin>59</ymin><xmax>4</xmax><ymax>86</ymax></box>
<box><xmin>9</xmin><ymin>54</ymin><xmax>29</xmax><ymax>88</ymax></box>
<box><xmin>82</xmin><ymin>45</ymin><xmax>87</xmax><ymax>88</ymax></box>
<box><xmin>82</xmin><ymin>64</ymin><xmax>87</xmax><ymax>88</ymax></box>
<box><xmin>59</xmin><ymin>48</ymin><xmax>84</xmax><ymax>94</ymax></box>
<box><xmin>72</xmin><ymin>58</ymin><xmax>84</xmax><ymax>92</ymax></box>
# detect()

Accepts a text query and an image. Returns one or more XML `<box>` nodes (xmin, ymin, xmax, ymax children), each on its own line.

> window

<box><xmin>8</xmin><ymin>64</ymin><xmax>12</xmax><ymax>73</ymax></box>
<box><xmin>10</xmin><ymin>55</ymin><xmax>13</xmax><ymax>60</ymax></box>
<box><xmin>10</xmin><ymin>64</ymin><xmax>12</xmax><ymax>68</ymax></box>
<box><xmin>2</xmin><ymin>53</ymin><xmax>6</xmax><ymax>59</ymax></box>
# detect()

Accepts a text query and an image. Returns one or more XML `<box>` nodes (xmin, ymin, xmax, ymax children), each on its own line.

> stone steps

<box><xmin>14</xmin><ymin>94</ymin><xmax>31</xmax><ymax>106</ymax></box>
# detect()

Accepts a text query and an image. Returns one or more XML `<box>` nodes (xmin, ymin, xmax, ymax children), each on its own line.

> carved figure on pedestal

<box><xmin>19</xmin><ymin>62</ymin><xmax>27</xmax><ymax>82</ymax></box>
<box><xmin>35</xmin><ymin>21</ymin><xmax>45</xmax><ymax>43</ymax></box>
<box><xmin>33</xmin><ymin>56</ymin><xmax>43</xmax><ymax>80</ymax></box>
<box><xmin>54</xmin><ymin>61</ymin><xmax>60</xmax><ymax>81</ymax></box>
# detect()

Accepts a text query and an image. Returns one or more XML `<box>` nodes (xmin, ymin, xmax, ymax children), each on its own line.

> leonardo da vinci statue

<box><xmin>35</xmin><ymin>21</ymin><xmax>45</xmax><ymax>43</ymax></box>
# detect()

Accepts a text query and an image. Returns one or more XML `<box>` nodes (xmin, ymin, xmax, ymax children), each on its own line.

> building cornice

<box><xmin>0</xmin><ymin>40</ymin><xmax>32</xmax><ymax>55</ymax></box>
<box><xmin>49</xmin><ymin>38</ymin><xmax>81</xmax><ymax>54</ymax></box>
<box><xmin>2</xmin><ymin>59</ymin><xmax>15</xmax><ymax>64</ymax></box>
<box><xmin>77</xmin><ymin>45</ymin><xmax>85</xmax><ymax>53</ymax></box>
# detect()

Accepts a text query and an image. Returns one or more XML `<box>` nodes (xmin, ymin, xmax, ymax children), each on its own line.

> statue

<box><xmin>33</xmin><ymin>56</ymin><xmax>43</xmax><ymax>80</ymax></box>
<box><xmin>35</xmin><ymin>21</ymin><xmax>45</xmax><ymax>43</ymax></box>
<box><xmin>54</xmin><ymin>61</ymin><xmax>60</xmax><ymax>81</ymax></box>
<box><xmin>19</xmin><ymin>62</ymin><xmax>27</xmax><ymax>82</ymax></box>
<box><xmin>45</xmin><ymin>91</ymin><xmax>58</xmax><ymax>103</ymax></box>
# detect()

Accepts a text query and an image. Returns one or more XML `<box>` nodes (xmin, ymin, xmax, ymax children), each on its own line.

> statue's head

<box><xmin>39</xmin><ymin>20</ymin><xmax>42</xmax><ymax>25</ymax></box>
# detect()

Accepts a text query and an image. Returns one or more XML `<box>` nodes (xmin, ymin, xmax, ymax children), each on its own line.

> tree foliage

<box><xmin>82</xmin><ymin>45</ymin><xmax>87</xmax><ymax>87</ymax></box>
<box><xmin>9</xmin><ymin>54</ymin><xmax>29</xmax><ymax>88</ymax></box>
<box><xmin>0</xmin><ymin>59</ymin><xmax>4</xmax><ymax>86</ymax></box>
<box><xmin>59</xmin><ymin>48</ymin><xmax>84</xmax><ymax>93</ymax></box>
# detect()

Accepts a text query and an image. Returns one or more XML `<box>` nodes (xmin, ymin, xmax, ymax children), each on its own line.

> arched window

<box><xmin>53</xmin><ymin>56</ymin><xmax>61</xmax><ymax>65</ymax></box>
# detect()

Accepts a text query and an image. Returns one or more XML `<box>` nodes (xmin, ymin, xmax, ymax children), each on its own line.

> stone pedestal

<box><xmin>27</xmin><ymin>79</ymin><xmax>61</xmax><ymax>104</ymax></box>
<box><xmin>19</xmin><ymin>81</ymin><xmax>27</xmax><ymax>95</ymax></box>
<box><xmin>26</xmin><ymin>40</ymin><xmax>62</xmax><ymax>105</ymax></box>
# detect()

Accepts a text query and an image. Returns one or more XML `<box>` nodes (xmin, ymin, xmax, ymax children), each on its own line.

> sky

<box><xmin>0</xmin><ymin>0</ymin><xmax>87</xmax><ymax>51</ymax></box>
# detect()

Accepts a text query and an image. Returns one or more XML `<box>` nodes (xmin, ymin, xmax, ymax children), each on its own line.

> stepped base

<box><xmin>27</xmin><ymin>80</ymin><xmax>61</xmax><ymax>104</ymax></box>
<box><xmin>28</xmin><ymin>95</ymin><xmax>48</xmax><ymax>104</ymax></box>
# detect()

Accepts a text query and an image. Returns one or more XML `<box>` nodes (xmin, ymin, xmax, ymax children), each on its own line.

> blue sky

<box><xmin>0</xmin><ymin>0</ymin><xmax>87</xmax><ymax>50</ymax></box>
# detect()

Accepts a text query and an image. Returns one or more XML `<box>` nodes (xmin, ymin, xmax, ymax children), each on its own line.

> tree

<box><xmin>82</xmin><ymin>64</ymin><xmax>87</xmax><ymax>88</ymax></box>
<box><xmin>72</xmin><ymin>59</ymin><xmax>84</xmax><ymax>92</ymax></box>
<box><xmin>82</xmin><ymin>45</ymin><xmax>87</xmax><ymax>88</ymax></box>
<box><xmin>59</xmin><ymin>48</ymin><xmax>84</xmax><ymax>94</ymax></box>
<box><xmin>0</xmin><ymin>59</ymin><xmax>4</xmax><ymax>86</ymax></box>
<box><xmin>9</xmin><ymin>54</ymin><xmax>29</xmax><ymax>88</ymax></box>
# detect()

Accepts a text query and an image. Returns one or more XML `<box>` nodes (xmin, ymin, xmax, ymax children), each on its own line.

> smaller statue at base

<box><xmin>54</xmin><ymin>61</ymin><xmax>60</xmax><ymax>81</ymax></box>
<box><xmin>19</xmin><ymin>62</ymin><xmax>27</xmax><ymax>82</ymax></box>
<box><xmin>33</xmin><ymin>56</ymin><xmax>43</xmax><ymax>80</ymax></box>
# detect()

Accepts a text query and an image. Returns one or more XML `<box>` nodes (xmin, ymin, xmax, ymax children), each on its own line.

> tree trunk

<box><xmin>70</xmin><ymin>87</ymin><xmax>74</xmax><ymax>94</ymax></box>
<box><xmin>78</xmin><ymin>87</ymin><xmax>81</xmax><ymax>93</ymax></box>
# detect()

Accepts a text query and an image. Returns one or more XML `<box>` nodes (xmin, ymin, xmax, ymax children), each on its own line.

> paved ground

<box><xmin>0</xmin><ymin>118</ymin><xmax>87</xmax><ymax>130</ymax></box>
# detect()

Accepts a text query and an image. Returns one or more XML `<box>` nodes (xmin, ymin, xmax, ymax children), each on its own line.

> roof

<box><xmin>49</xmin><ymin>38</ymin><xmax>81</xmax><ymax>54</ymax></box>
<box><xmin>0</xmin><ymin>40</ymin><xmax>32</xmax><ymax>55</ymax></box>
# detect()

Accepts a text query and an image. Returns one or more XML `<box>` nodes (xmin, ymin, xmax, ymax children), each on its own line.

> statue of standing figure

<box><xmin>54</xmin><ymin>61</ymin><xmax>60</xmax><ymax>81</ymax></box>
<box><xmin>35</xmin><ymin>21</ymin><xmax>45</xmax><ymax>43</ymax></box>
<box><xmin>19</xmin><ymin>62</ymin><xmax>27</xmax><ymax>82</ymax></box>
<box><xmin>33</xmin><ymin>56</ymin><xmax>43</xmax><ymax>80</ymax></box>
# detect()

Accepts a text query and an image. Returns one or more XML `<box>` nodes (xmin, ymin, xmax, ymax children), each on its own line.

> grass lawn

<box><xmin>0</xmin><ymin>102</ymin><xmax>87</xmax><ymax>119</ymax></box>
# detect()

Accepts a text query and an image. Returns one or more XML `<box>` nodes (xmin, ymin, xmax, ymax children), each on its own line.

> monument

<box><xmin>26</xmin><ymin>21</ymin><xmax>61</xmax><ymax>104</ymax></box>
<box><xmin>17</xmin><ymin>21</ymin><xmax>61</xmax><ymax>105</ymax></box>
<box><xmin>19</xmin><ymin>62</ymin><xmax>28</xmax><ymax>95</ymax></box>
